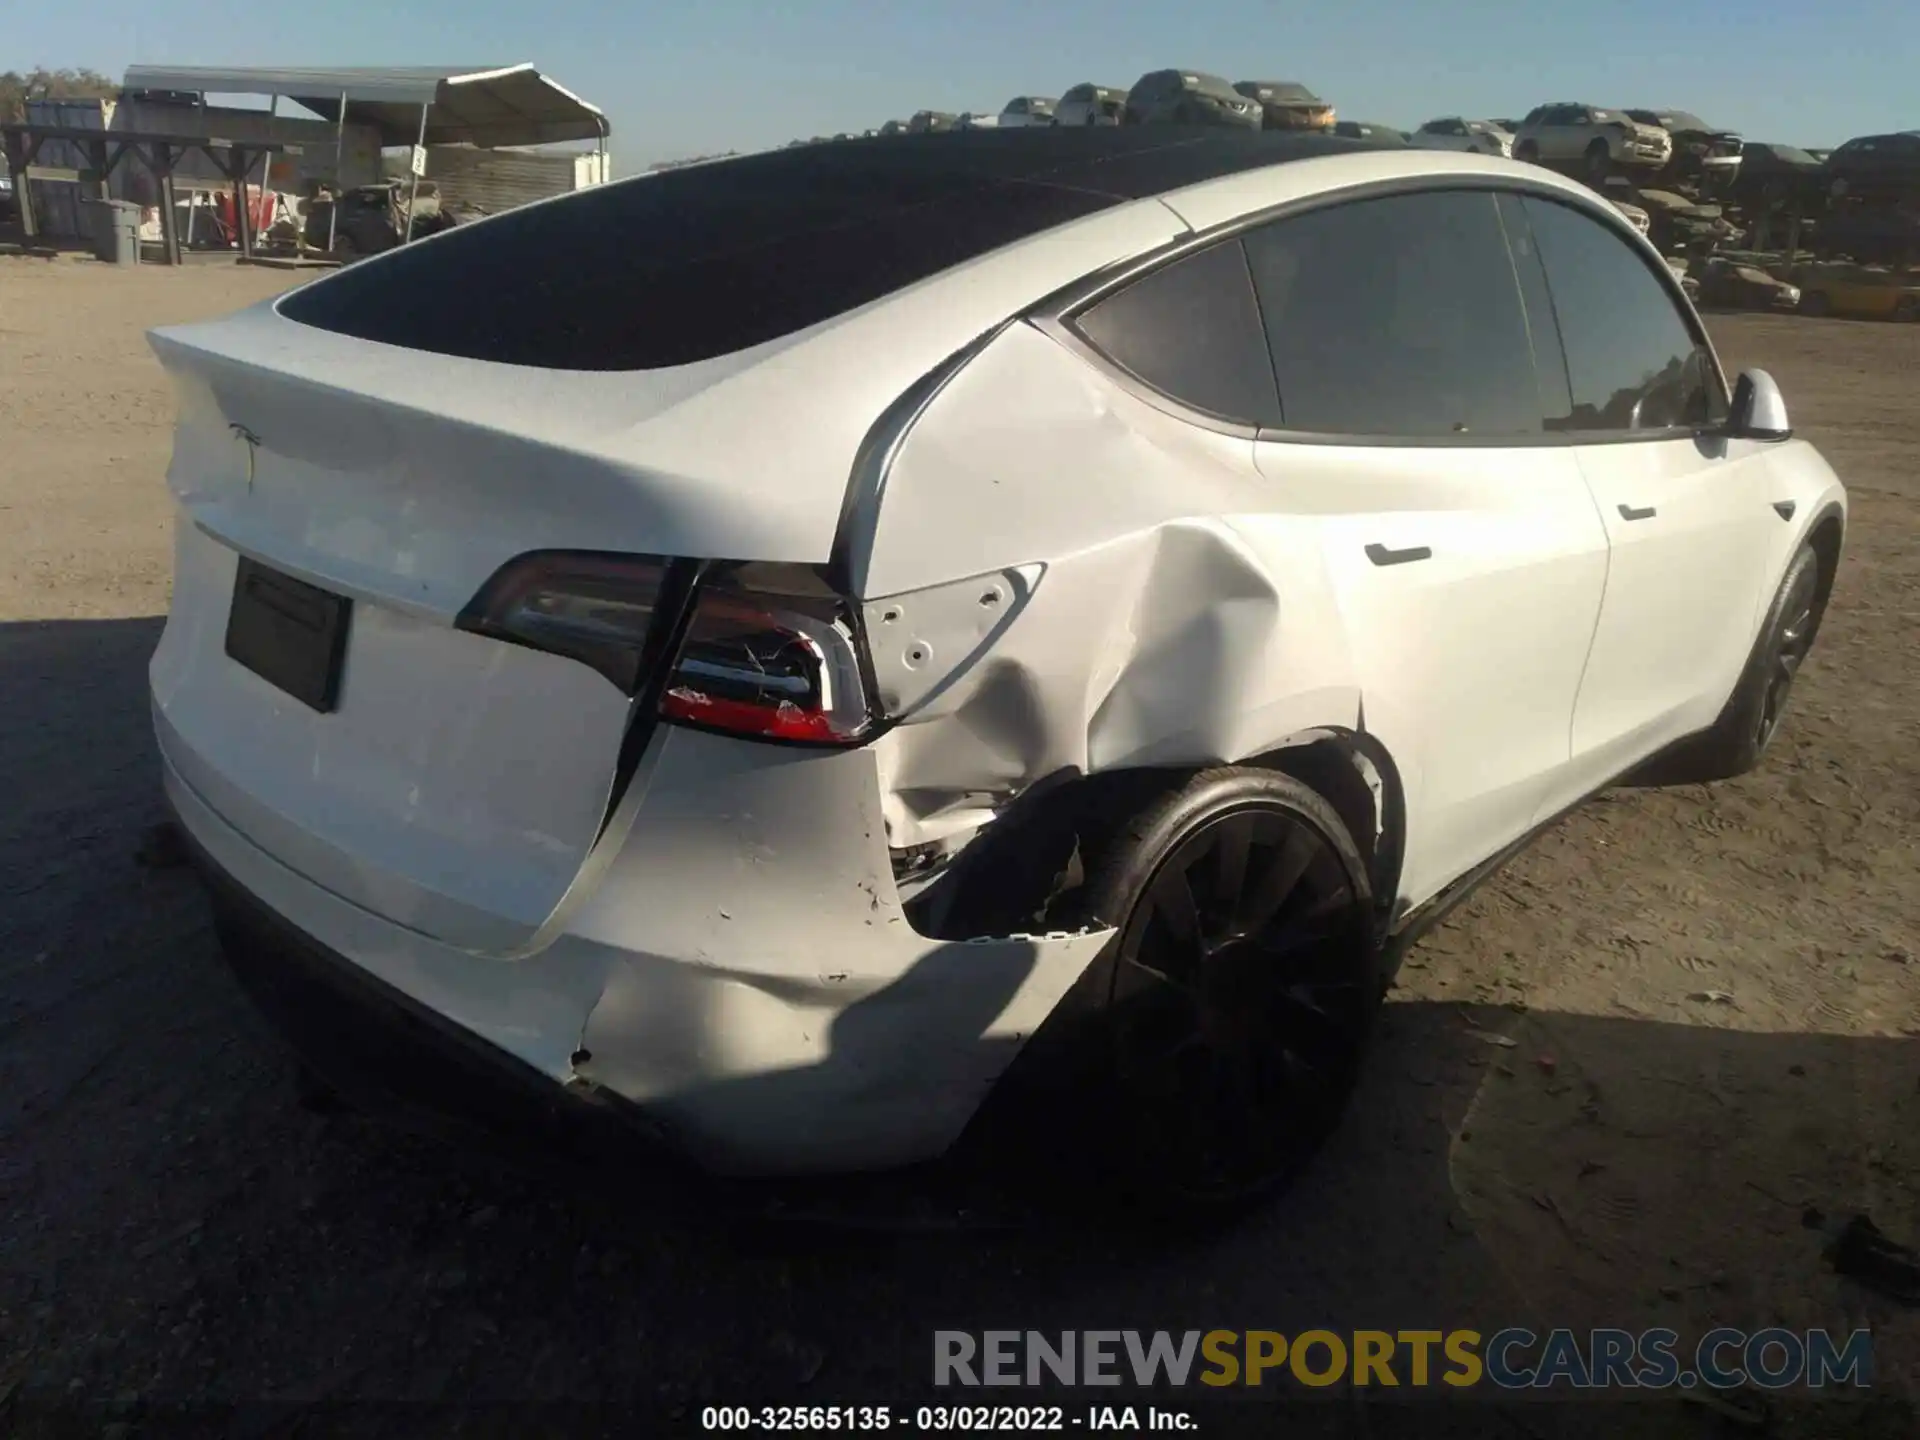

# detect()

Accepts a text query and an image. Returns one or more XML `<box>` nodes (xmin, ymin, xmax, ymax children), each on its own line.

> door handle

<box><xmin>1365</xmin><ymin>543</ymin><xmax>1432</xmax><ymax>567</ymax></box>
<box><xmin>1618</xmin><ymin>503</ymin><xmax>1658</xmax><ymax>522</ymax></box>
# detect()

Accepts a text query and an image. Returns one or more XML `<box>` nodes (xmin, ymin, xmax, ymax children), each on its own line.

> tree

<box><xmin>0</xmin><ymin>67</ymin><xmax>118</xmax><ymax>125</ymax></box>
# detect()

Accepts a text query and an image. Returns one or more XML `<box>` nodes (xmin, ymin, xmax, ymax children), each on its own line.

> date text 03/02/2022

<box><xmin>699</xmin><ymin>1405</ymin><xmax>1194</xmax><ymax>1432</ymax></box>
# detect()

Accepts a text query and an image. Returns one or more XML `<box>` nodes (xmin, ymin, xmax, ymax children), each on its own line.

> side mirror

<box><xmin>1728</xmin><ymin>369</ymin><xmax>1792</xmax><ymax>442</ymax></box>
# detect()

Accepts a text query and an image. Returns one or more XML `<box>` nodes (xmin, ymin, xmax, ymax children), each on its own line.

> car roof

<box><xmin>223</xmin><ymin>146</ymin><xmax>1621</xmax><ymax>572</ymax></box>
<box><xmin>284</xmin><ymin>129</ymin><xmax>1411</xmax><ymax>366</ymax></box>
<box><xmin>280</xmin><ymin>138</ymin><xmax>1601</xmax><ymax>379</ymax></box>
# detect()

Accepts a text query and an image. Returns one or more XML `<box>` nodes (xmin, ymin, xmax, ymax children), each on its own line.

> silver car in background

<box><xmin>1409</xmin><ymin>117</ymin><xmax>1514</xmax><ymax>157</ymax></box>
<box><xmin>996</xmin><ymin>96</ymin><xmax>1057</xmax><ymax>128</ymax></box>
<box><xmin>1054</xmin><ymin>83</ymin><xmax>1127</xmax><ymax>127</ymax></box>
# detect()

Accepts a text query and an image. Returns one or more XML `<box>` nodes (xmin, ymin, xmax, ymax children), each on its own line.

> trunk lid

<box><xmin>148</xmin><ymin>304</ymin><xmax>841</xmax><ymax>955</ymax></box>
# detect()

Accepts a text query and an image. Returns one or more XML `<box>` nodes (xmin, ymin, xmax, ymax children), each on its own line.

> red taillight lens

<box><xmin>659</xmin><ymin>564</ymin><xmax>875</xmax><ymax>745</ymax></box>
<box><xmin>455</xmin><ymin>551</ymin><xmax>671</xmax><ymax>693</ymax></box>
<box><xmin>458</xmin><ymin>554</ymin><xmax>877</xmax><ymax>746</ymax></box>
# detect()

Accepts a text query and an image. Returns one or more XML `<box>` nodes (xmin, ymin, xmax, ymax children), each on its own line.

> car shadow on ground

<box><xmin>1</xmin><ymin>617</ymin><xmax>1914</xmax><ymax>1438</ymax></box>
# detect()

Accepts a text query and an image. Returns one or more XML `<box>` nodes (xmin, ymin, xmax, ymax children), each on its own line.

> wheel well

<box><xmin>907</xmin><ymin>730</ymin><xmax>1408</xmax><ymax>940</ymax></box>
<box><xmin>1805</xmin><ymin>512</ymin><xmax>1844</xmax><ymax>643</ymax></box>
<box><xmin>1242</xmin><ymin>732</ymin><xmax>1405</xmax><ymax>924</ymax></box>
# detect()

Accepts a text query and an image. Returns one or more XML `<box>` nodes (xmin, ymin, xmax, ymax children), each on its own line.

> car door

<box><xmin>1238</xmin><ymin>187</ymin><xmax>1612</xmax><ymax>907</ymax></box>
<box><xmin>1512</xmin><ymin>193</ymin><xmax>1776</xmax><ymax>813</ymax></box>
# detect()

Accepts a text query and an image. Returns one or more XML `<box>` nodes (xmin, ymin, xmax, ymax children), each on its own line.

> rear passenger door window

<box><xmin>1240</xmin><ymin>188</ymin><xmax>1545</xmax><ymax>438</ymax></box>
<box><xmin>1069</xmin><ymin>238</ymin><xmax>1281</xmax><ymax>427</ymax></box>
<box><xmin>1519</xmin><ymin>195</ymin><xmax>1725</xmax><ymax>431</ymax></box>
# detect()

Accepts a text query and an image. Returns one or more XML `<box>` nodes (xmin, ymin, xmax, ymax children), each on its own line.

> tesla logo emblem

<box><xmin>229</xmin><ymin>423</ymin><xmax>261</xmax><ymax>492</ymax></box>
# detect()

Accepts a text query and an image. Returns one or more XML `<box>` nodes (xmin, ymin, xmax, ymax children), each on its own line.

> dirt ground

<box><xmin>1</xmin><ymin>256</ymin><xmax>1914</xmax><ymax>1436</ymax></box>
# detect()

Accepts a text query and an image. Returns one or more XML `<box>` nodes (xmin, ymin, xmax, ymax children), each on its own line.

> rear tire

<box><xmin>1073</xmin><ymin>768</ymin><xmax>1382</xmax><ymax>1217</ymax></box>
<box><xmin>1894</xmin><ymin>295</ymin><xmax>1919</xmax><ymax>323</ymax></box>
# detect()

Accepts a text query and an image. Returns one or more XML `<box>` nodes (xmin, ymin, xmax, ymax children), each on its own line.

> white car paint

<box><xmin>1555</xmin><ymin>438</ymin><xmax>1777</xmax><ymax>790</ymax></box>
<box><xmin>149</xmin><ymin>145</ymin><xmax>1846</xmax><ymax>1174</ymax></box>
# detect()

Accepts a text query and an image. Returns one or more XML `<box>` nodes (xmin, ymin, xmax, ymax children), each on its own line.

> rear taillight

<box><xmin>456</xmin><ymin>550</ymin><xmax>674</xmax><ymax>693</ymax></box>
<box><xmin>660</xmin><ymin>563</ymin><xmax>875</xmax><ymax>745</ymax></box>
<box><xmin>457</xmin><ymin>552</ymin><xmax>876</xmax><ymax>746</ymax></box>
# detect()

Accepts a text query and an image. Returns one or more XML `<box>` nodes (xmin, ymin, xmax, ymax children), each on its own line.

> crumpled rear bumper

<box><xmin>185</xmin><ymin>821</ymin><xmax>659</xmax><ymax>1162</ymax></box>
<box><xmin>163</xmin><ymin>718</ymin><xmax>1117</xmax><ymax>1176</ymax></box>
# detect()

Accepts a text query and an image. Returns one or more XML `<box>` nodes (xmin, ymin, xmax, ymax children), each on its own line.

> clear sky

<box><xmin>13</xmin><ymin>0</ymin><xmax>1915</xmax><ymax>169</ymax></box>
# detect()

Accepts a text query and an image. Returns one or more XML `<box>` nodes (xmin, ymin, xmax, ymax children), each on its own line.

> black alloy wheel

<box><xmin>1083</xmin><ymin>770</ymin><xmax>1379</xmax><ymax>1212</ymax></box>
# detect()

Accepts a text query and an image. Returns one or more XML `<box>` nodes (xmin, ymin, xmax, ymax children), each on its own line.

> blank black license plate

<box><xmin>225</xmin><ymin>557</ymin><xmax>352</xmax><ymax>713</ymax></box>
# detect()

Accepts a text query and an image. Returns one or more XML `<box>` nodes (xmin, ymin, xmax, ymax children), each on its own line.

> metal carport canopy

<box><xmin>119</xmin><ymin>65</ymin><xmax>610</xmax><ymax>147</ymax></box>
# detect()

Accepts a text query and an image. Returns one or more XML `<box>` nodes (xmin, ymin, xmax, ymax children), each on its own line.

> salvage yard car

<box><xmin>1408</xmin><ymin>117</ymin><xmax>1514</xmax><ymax>157</ymax></box>
<box><xmin>1124</xmin><ymin>70</ymin><xmax>1263</xmax><ymax>128</ymax></box>
<box><xmin>1823</xmin><ymin>131</ymin><xmax>1920</xmax><ymax>200</ymax></box>
<box><xmin>1053</xmin><ymin>83</ymin><xmax>1127</xmax><ymax>127</ymax></box>
<box><xmin>1792</xmin><ymin>260</ymin><xmax>1920</xmax><ymax>320</ymax></box>
<box><xmin>302</xmin><ymin>180</ymin><xmax>465</xmax><ymax>260</ymax></box>
<box><xmin>1608</xmin><ymin>195</ymin><xmax>1653</xmax><ymax>237</ymax></box>
<box><xmin>148</xmin><ymin>129</ymin><xmax>1846</xmax><ymax>1212</ymax></box>
<box><xmin>995</xmin><ymin>97</ymin><xmax>1057</xmax><ymax>128</ymax></box>
<box><xmin>1512</xmin><ymin>103</ymin><xmax>1673</xmax><ymax>177</ymax></box>
<box><xmin>1232</xmin><ymin>80</ymin><xmax>1335</xmax><ymax>131</ymax></box>
<box><xmin>1730</xmin><ymin>143</ymin><xmax>1830</xmax><ymax>216</ymax></box>
<box><xmin>1693</xmin><ymin>256</ymin><xmax>1802</xmax><ymax>311</ymax></box>
<box><xmin>1625</xmin><ymin>108</ymin><xmax>1743</xmax><ymax>188</ymax></box>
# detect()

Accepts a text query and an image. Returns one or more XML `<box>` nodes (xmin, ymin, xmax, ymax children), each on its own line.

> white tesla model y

<box><xmin>149</xmin><ymin>129</ymin><xmax>1845</xmax><ymax>1210</ymax></box>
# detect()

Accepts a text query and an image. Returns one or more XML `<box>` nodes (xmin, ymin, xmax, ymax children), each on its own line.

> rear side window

<box><xmin>277</xmin><ymin>145</ymin><xmax>1124</xmax><ymax>371</ymax></box>
<box><xmin>1521</xmin><ymin>196</ymin><xmax>1723</xmax><ymax>432</ymax></box>
<box><xmin>1072</xmin><ymin>239</ymin><xmax>1281</xmax><ymax>427</ymax></box>
<box><xmin>1241</xmin><ymin>189</ymin><xmax>1545</xmax><ymax>438</ymax></box>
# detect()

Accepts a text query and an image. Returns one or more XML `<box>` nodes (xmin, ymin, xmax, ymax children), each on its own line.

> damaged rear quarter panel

<box><xmin>562</xmin><ymin>725</ymin><xmax>1115</xmax><ymax>1174</ymax></box>
<box><xmin>854</xmin><ymin>321</ymin><xmax>1363</xmax><ymax>850</ymax></box>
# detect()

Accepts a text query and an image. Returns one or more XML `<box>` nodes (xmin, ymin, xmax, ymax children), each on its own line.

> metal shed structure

<box><xmin>120</xmin><ymin>64</ymin><xmax>611</xmax><ymax>253</ymax></box>
<box><xmin>121</xmin><ymin>65</ymin><xmax>611</xmax><ymax>150</ymax></box>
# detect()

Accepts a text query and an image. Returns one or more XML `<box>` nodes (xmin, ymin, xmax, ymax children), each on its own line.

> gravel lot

<box><xmin>1</xmin><ymin>257</ymin><xmax>1914</xmax><ymax>1436</ymax></box>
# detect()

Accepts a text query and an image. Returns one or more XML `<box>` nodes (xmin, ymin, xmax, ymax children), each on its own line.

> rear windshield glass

<box><xmin>277</xmin><ymin>131</ymin><xmax>1356</xmax><ymax>372</ymax></box>
<box><xmin>277</xmin><ymin>138</ymin><xmax>1125</xmax><ymax>371</ymax></box>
